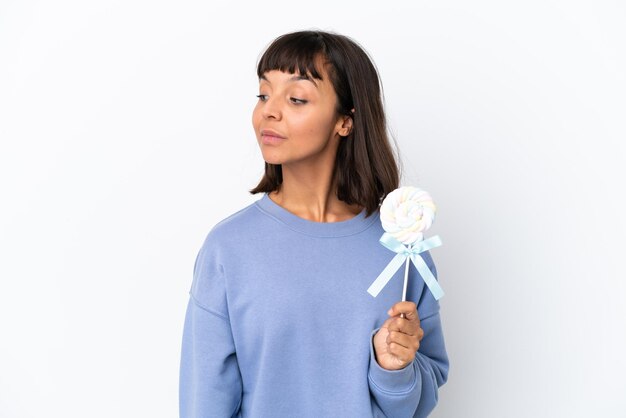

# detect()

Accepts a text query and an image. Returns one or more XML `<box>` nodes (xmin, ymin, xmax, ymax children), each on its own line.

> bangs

<box><xmin>256</xmin><ymin>32</ymin><xmax>328</xmax><ymax>80</ymax></box>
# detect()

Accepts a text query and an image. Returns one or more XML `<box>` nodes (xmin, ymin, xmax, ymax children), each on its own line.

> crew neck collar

<box><xmin>254</xmin><ymin>192</ymin><xmax>379</xmax><ymax>238</ymax></box>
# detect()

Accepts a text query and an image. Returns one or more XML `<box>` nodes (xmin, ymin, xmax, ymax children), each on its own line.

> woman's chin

<box><xmin>260</xmin><ymin>152</ymin><xmax>285</xmax><ymax>166</ymax></box>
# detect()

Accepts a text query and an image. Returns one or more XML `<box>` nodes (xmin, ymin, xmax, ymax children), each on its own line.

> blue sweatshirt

<box><xmin>179</xmin><ymin>193</ymin><xmax>449</xmax><ymax>418</ymax></box>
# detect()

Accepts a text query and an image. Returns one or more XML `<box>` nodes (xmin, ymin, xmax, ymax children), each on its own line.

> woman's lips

<box><xmin>260</xmin><ymin>131</ymin><xmax>286</xmax><ymax>145</ymax></box>
<box><xmin>261</xmin><ymin>135</ymin><xmax>286</xmax><ymax>145</ymax></box>
<box><xmin>261</xmin><ymin>129</ymin><xmax>285</xmax><ymax>138</ymax></box>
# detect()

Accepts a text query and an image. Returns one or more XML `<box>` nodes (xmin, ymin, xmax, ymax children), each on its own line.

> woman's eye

<box><xmin>256</xmin><ymin>94</ymin><xmax>268</xmax><ymax>102</ymax></box>
<box><xmin>290</xmin><ymin>97</ymin><xmax>308</xmax><ymax>105</ymax></box>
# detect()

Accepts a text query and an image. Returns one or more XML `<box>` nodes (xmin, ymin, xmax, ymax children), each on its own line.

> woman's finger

<box><xmin>387</xmin><ymin>316</ymin><xmax>419</xmax><ymax>336</ymax></box>
<box><xmin>386</xmin><ymin>330</ymin><xmax>420</xmax><ymax>352</ymax></box>
<box><xmin>388</xmin><ymin>301</ymin><xmax>420</xmax><ymax>325</ymax></box>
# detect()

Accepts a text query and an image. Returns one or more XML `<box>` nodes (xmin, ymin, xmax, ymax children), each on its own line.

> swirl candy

<box><xmin>367</xmin><ymin>186</ymin><xmax>444</xmax><ymax>301</ymax></box>
<box><xmin>380</xmin><ymin>187</ymin><xmax>436</xmax><ymax>245</ymax></box>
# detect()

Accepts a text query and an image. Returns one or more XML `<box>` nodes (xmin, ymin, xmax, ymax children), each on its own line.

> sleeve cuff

<box><xmin>368</xmin><ymin>328</ymin><xmax>418</xmax><ymax>393</ymax></box>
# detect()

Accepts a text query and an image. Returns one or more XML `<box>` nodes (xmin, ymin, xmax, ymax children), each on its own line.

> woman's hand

<box><xmin>373</xmin><ymin>301</ymin><xmax>424</xmax><ymax>370</ymax></box>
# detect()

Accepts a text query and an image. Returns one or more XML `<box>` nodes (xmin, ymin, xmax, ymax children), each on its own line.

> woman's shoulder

<box><xmin>204</xmin><ymin>198</ymin><xmax>263</xmax><ymax>242</ymax></box>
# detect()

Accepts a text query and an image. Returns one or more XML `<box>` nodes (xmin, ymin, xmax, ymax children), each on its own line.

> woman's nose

<box><xmin>262</xmin><ymin>97</ymin><xmax>282</xmax><ymax>120</ymax></box>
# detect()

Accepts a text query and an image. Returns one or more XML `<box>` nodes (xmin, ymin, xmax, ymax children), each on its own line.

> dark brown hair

<box><xmin>249</xmin><ymin>30</ymin><xmax>401</xmax><ymax>217</ymax></box>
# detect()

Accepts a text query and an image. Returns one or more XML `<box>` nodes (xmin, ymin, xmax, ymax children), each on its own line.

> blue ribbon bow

<box><xmin>367</xmin><ymin>232</ymin><xmax>444</xmax><ymax>300</ymax></box>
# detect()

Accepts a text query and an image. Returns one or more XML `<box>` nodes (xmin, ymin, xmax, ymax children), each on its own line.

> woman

<box><xmin>179</xmin><ymin>30</ymin><xmax>449</xmax><ymax>418</ymax></box>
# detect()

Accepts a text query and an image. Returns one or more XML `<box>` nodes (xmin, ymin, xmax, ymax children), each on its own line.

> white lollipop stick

<box><xmin>400</xmin><ymin>245</ymin><xmax>412</xmax><ymax>318</ymax></box>
<box><xmin>400</xmin><ymin>244</ymin><xmax>411</xmax><ymax>319</ymax></box>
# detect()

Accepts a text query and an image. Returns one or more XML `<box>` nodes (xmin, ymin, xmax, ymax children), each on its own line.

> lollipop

<box><xmin>367</xmin><ymin>186</ymin><xmax>444</xmax><ymax>303</ymax></box>
<box><xmin>380</xmin><ymin>187</ymin><xmax>436</xmax><ymax>245</ymax></box>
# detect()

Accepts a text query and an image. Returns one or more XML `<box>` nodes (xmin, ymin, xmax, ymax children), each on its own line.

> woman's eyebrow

<box><xmin>260</xmin><ymin>74</ymin><xmax>318</xmax><ymax>88</ymax></box>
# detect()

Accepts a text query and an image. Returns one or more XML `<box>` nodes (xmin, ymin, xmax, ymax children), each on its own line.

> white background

<box><xmin>1</xmin><ymin>1</ymin><xmax>625</xmax><ymax>417</ymax></box>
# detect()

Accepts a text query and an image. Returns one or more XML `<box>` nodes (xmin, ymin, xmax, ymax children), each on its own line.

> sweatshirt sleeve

<box><xmin>179</xmin><ymin>233</ymin><xmax>243</xmax><ymax>418</ymax></box>
<box><xmin>367</xmin><ymin>251</ymin><xmax>449</xmax><ymax>418</ymax></box>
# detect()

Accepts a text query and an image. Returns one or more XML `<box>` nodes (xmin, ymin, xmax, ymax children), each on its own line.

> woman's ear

<box><xmin>337</xmin><ymin>113</ymin><xmax>354</xmax><ymax>137</ymax></box>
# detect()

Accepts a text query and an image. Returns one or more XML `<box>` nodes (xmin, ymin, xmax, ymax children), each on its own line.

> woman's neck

<box><xmin>269</xmin><ymin>164</ymin><xmax>362</xmax><ymax>223</ymax></box>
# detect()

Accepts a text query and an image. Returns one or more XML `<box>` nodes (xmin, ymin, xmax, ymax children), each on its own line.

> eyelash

<box><xmin>256</xmin><ymin>94</ymin><xmax>308</xmax><ymax>105</ymax></box>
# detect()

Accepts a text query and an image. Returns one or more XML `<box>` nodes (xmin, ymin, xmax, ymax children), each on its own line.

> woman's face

<box><xmin>252</xmin><ymin>59</ymin><xmax>351</xmax><ymax>167</ymax></box>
